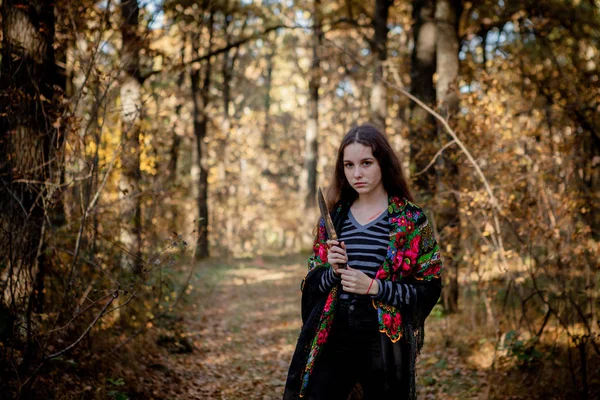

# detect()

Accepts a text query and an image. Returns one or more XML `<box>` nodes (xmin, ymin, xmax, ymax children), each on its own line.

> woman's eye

<box><xmin>363</xmin><ymin>162</ymin><xmax>371</xmax><ymax>166</ymax></box>
<box><xmin>344</xmin><ymin>164</ymin><xmax>352</xmax><ymax>168</ymax></box>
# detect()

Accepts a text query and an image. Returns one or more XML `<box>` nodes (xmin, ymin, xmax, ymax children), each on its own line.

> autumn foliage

<box><xmin>0</xmin><ymin>0</ymin><xmax>598</xmax><ymax>398</ymax></box>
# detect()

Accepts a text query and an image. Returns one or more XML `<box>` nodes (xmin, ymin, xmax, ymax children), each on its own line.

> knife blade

<box><xmin>317</xmin><ymin>187</ymin><xmax>347</xmax><ymax>269</ymax></box>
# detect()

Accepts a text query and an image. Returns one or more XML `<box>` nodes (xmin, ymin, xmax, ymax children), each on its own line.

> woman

<box><xmin>283</xmin><ymin>123</ymin><xmax>443</xmax><ymax>400</ymax></box>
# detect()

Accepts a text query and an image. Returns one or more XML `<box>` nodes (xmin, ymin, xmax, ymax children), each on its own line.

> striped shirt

<box><xmin>319</xmin><ymin>208</ymin><xmax>417</xmax><ymax>308</ymax></box>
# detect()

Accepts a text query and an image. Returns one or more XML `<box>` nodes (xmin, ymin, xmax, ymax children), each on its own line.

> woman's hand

<box><xmin>338</xmin><ymin>267</ymin><xmax>379</xmax><ymax>296</ymax></box>
<box><xmin>326</xmin><ymin>240</ymin><xmax>347</xmax><ymax>275</ymax></box>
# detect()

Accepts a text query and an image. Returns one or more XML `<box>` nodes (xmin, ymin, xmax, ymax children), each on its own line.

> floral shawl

<box><xmin>284</xmin><ymin>195</ymin><xmax>443</xmax><ymax>399</ymax></box>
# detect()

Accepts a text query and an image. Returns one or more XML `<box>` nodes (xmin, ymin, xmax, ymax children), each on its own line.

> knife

<box><xmin>317</xmin><ymin>187</ymin><xmax>347</xmax><ymax>269</ymax></box>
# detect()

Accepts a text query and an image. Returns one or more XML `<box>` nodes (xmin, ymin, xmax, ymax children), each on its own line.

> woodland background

<box><xmin>0</xmin><ymin>0</ymin><xmax>599</xmax><ymax>399</ymax></box>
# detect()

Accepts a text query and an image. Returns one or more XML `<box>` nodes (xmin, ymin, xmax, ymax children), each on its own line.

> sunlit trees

<box><xmin>299</xmin><ymin>0</ymin><xmax>322</xmax><ymax>210</ymax></box>
<box><xmin>119</xmin><ymin>0</ymin><xmax>144</xmax><ymax>272</ymax></box>
<box><xmin>0</xmin><ymin>0</ymin><xmax>598</xmax><ymax>397</ymax></box>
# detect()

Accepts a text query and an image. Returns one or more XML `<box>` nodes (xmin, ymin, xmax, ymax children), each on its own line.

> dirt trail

<box><xmin>140</xmin><ymin>255</ymin><xmax>486</xmax><ymax>399</ymax></box>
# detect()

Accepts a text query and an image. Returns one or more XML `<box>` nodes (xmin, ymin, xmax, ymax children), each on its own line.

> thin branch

<box><xmin>19</xmin><ymin>290</ymin><xmax>118</xmax><ymax>397</ymax></box>
<box><xmin>323</xmin><ymin>17</ymin><xmax>375</xmax><ymax>46</ymax></box>
<box><xmin>31</xmin><ymin>290</ymin><xmax>115</xmax><ymax>339</ymax></box>
<box><xmin>184</xmin><ymin>24</ymin><xmax>298</xmax><ymax>67</ymax></box>
<box><xmin>110</xmin><ymin>256</ymin><xmax>196</xmax><ymax>354</ymax></box>
<box><xmin>320</xmin><ymin>27</ymin><xmax>512</xmax><ymax>276</ymax></box>
<box><xmin>45</xmin><ymin>290</ymin><xmax>118</xmax><ymax>361</ymax></box>
<box><xmin>413</xmin><ymin>139</ymin><xmax>457</xmax><ymax>177</ymax></box>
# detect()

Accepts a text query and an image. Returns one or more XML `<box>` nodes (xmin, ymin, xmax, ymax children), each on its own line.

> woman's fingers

<box><xmin>340</xmin><ymin>272</ymin><xmax>356</xmax><ymax>285</ymax></box>
<box><xmin>330</xmin><ymin>246</ymin><xmax>345</xmax><ymax>255</ymax></box>
<box><xmin>326</xmin><ymin>240</ymin><xmax>347</xmax><ymax>255</ymax></box>
<box><xmin>339</xmin><ymin>268</ymin><xmax>370</xmax><ymax>293</ymax></box>
<box><xmin>328</xmin><ymin>251</ymin><xmax>347</xmax><ymax>262</ymax></box>
<box><xmin>326</xmin><ymin>240</ymin><xmax>347</xmax><ymax>270</ymax></box>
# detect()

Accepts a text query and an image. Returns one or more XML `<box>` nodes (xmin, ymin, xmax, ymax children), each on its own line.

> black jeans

<box><xmin>304</xmin><ymin>296</ymin><xmax>394</xmax><ymax>400</ymax></box>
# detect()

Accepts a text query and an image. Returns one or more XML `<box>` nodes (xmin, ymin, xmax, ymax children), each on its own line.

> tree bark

<box><xmin>219</xmin><ymin>11</ymin><xmax>233</xmax><ymax>256</ymax></box>
<box><xmin>435</xmin><ymin>0</ymin><xmax>460</xmax><ymax>115</ymax></box>
<box><xmin>119</xmin><ymin>0</ymin><xmax>143</xmax><ymax>273</ymax></box>
<box><xmin>301</xmin><ymin>0</ymin><xmax>322</xmax><ymax>210</ymax></box>
<box><xmin>370</xmin><ymin>0</ymin><xmax>392</xmax><ymax>130</ymax></box>
<box><xmin>191</xmin><ymin>3</ymin><xmax>213</xmax><ymax>260</ymax></box>
<box><xmin>435</xmin><ymin>0</ymin><xmax>462</xmax><ymax>313</ymax></box>
<box><xmin>0</xmin><ymin>0</ymin><xmax>59</xmax><ymax>366</ymax></box>
<box><xmin>168</xmin><ymin>38</ymin><xmax>185</xmax><ymax>232</ymax></box>
<box><xmin>263</xmin><ymin>38</ymin><xmax>276</xmax><ymax>149</ymax></box>
<box><xmin>218</xmin><ymin>8</ymin><xmax>234</xmax><ymax>202</ymax></box>
<box><xmin>409</xmin><ymin>0</ymin><xmax>437</xmax><ymax>197</ymax></box>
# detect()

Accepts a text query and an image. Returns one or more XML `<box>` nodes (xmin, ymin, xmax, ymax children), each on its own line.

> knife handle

<box><xmin>328</xmin><ymin>240</ymin><xmax>347</xmax><ymax>270</ymax></box>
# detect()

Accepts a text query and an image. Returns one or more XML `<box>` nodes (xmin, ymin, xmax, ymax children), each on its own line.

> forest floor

<box><xmin>130</xmin><ymin>254</ymin><xmax>496</xmax><ymax>400</ymax></box>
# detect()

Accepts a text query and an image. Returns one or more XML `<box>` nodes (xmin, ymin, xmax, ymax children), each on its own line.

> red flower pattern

<box><xmin>317</xmin><ymin>330</ymin><xmax>328</xmax><ymax>345</ymax></box>
<box><xmin>391</xmin><ymin>313</ymin><xmax>401</xmax><ymax>332</ymax></box>
<box><xmin>395</xmin><ymin>231</ymin><xmax>407</xmax><ymax>248</ymax></box>
<box><xmin>318</xmin><ymin>244</ymin><xmax>328</xmax><ymax>263</ymax></box>
<box><xmin>375</xmin><ymin>268</ymin><xmax>388</xmax><ymax>280</ymax></box>
<box><xmin>300</xmin><ymin>196</ymin><xmax>443</xmax><ymax>395</ymax></box>
<box><xmin>391</xmin><ymin>234</ymin><xmax>420</xmax><ymax>276</ymax></box>
<box><xmin>323</xmin><ymin>293</ymin><xmax>334</xmax><ymax>313</ymax></box>
<box><xmin>383</xmin><ymin>313</ymin><xmax>392</xmax><ymax>328</ymax></box>
<box><xmin>422</xmin><ymin>262</ymin><xmax>442</xmax><ymax>278</ymax></box>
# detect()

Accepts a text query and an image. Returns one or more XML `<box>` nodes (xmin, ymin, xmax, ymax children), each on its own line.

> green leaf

<box><xmin>108</xmin><ymin>391</ymin><xmax>129</xmax><ymax>400</ymax></box>
<box><xmin>107</xmin><ymin>377</ymin><xmax>125</xmax><ymax>386</ymax></box>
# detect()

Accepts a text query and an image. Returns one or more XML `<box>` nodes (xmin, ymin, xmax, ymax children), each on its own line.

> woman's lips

<box><xmin>355</xmin><ymin>183</ymin><xmax>366</xmax><ymax>186</ymax></box>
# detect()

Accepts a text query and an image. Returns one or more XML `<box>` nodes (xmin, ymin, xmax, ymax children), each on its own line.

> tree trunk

<box><xmin>191</xmin><ymin>5</ymin><xmax>213</xmax><ymax>260</ymax></box>
<box><xmin>218</xmin><ymin>16</ymin><xmax>233</xmax><ymax>256</ymax></box>
<box><xmin>219</xmin><ymin>9</ymin><xmax>233</xmax><ymax>202</ymax></box>
<box><xmin>0</xmin><ymin>0</ymin><xmax>59</xmax><ymax>367</ymax></box>
<box><xmin>435</xmin><ymin>0</ymin><xmax>462</xmax><ymax>313</ymax></box>
<box><xmin>301</xmin><ymin>0</ymin><xmax>322</xmax><ymax>210</ymax></box>
<box><xmin>409</xmin><ymin>0</ymin><xmax>437</xmax><ymax>197</ymax></box>
<box><xmin>263</xmin><ymin>38</ymin><xmax>276</xmax><ymax>149</ymax></box>
<box><xmin>370</xmin><ymin>0</ymin><xmax>392</xmax><ymax>131</ymax></box>
<box><xmin>168</xmin><ymin>39</ymin><xmax>185</xmax><ymax>232</ymax></box>
<box><xmin>119</xmin><ymin>0</ymin><xmax>143</xmax><ymax>273</ymax></box>
<box><xmin>435</xmin><ymin>0</ymin><xmax>460</xmax><ymax>115</ymax></box>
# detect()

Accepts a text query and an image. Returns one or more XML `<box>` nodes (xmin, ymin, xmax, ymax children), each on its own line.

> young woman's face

<box><xmin>343</xmin><ymin>142</ymin><xmax>383</xmax><ymax>195</ymax></box>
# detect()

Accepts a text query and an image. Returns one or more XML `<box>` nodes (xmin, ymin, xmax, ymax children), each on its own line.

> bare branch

<box><xmin>190</xmin><ymin>24</ymin><xmax>294</xmax><ymax>63</ymax></box>
<box><xmin>45</xmin><ymin>290</ymin><xmax>119</xmax><ymax>361</ymax></box>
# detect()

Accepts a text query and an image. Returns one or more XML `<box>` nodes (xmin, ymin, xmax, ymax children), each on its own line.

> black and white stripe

<box><xmin>372</xmin><ymin>281</ymin><xmax>417</xmax><ymax>308</ymax></box>
<box><xmin>317</xmin><ymin>208</ymin><xmax>418</xmax><ymax>308</ymax></box>
<box><xmin>319</xmin><ymin>209</ymin><xmax>388</xmax><ymax>296</ymax></box>
<box><xmin>339</xmin><ymin>209</ymin><xmax>388</xmax><ymax>278</ymax></box>
<box><xmin>319</xmin><ymin>268</ymin><xmax>341</xmax><ymax>293</ymax></box>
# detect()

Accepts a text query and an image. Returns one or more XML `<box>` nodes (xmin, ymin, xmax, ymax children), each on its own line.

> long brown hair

<box><xmin>326</xmin><ymin>122</ymin><xmax>414</xmax><ymax>210</ymax></box>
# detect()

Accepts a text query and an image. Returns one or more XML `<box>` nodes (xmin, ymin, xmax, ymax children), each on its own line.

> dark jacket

<box><xmin>283</xmin><ymin>196</ymin><xmax>443</xmax><ymax>400</ymax></box>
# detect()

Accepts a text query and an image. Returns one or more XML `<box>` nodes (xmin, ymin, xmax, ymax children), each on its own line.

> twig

<box><xmin>18</xmin><ymin>289</ymin><xmax>118</xmax><ymax>397</ymax></box>
<box><xmin>166</xmin><ymin>24</ymin><xmax>300</xmax><ymax>71</ymax></box>
<box><xmin>384</xmin><ymin>63</ymin><xmax>501</xmax><ymax>211</ymax></box>
<box><xmin>109</xmin><ymin>244</ymin><xmax>196</xmax><ymax>354</ymax></box>
<box><xmin>70</xmin><ymin>0</ymin><xmax>114</xmax><ymax>113</ymax></box>
<box><xmin>319</xmin><ymin>33</ymin><xmax>511</xmax><ymax>275</ymax></box>
<box><xmin>31</xmin><ymin>290</ymin><xmax>115</xmax><ymax>339</ymax></box>
<box><xmin>413</xmin><ymin>139</ymin><xmax>457</xmax><ymax>177</ymax></box>
<box><xmin>44</xmin><ymin>290</ymin><xmax>118</xmax><ymax>361</ymax></box>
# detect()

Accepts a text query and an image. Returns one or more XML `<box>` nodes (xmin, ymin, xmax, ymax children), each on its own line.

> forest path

<box><xmin>142</xmin><ymin>255</ymin><xmax>487</xmax><ymax>399</ymax></box>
